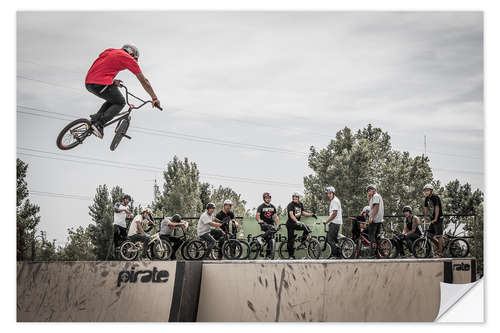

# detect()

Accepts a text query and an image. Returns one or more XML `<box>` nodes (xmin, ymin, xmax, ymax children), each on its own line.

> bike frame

<box><xmin>102</xmin><ymin>84</ymin><xmax>154</xmax><ymax>129</ymax></box>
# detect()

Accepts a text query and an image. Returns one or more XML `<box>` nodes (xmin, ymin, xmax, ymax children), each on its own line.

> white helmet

<box><xmin>223</xmin><ymin>199</ymin><xmax>232</xmax><ymax>206</ymax></box>
<box><xmin>122</xmin><ymin>44</ymin><xmax>139</xmax><ymax>60</ymax></box>
<box><xmin>292</xmin><ymin>191</ymin><xmax>303</xmax><ymax>198</ymax></box>
<box><xmin>362</xmin><ymin>206</ymin><xmax>370</xmax><ymax>213</ymax></box>
<box><xmin>325</xmin><ymin>186</ymin><xmax>336</xmax><ymax>194</ymax></box>
<box><xmin>366</xmin><ymin>184</ymin><xmax>377</xmax><ymax>192</ymax></box>
<box><xmin>142</xmin><ymin>207</ymin><xmax>152</xmax><ymax>215</ymax></box>
<box><xmin>423</xmin><ymin>184</ymin><xmax>434</xmax><ymax>191</ymax></box>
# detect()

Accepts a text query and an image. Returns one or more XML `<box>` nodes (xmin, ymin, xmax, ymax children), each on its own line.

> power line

<box><xmin>17</xmin><ymin>70</ymin><xmax>482</xmax><ymax>161</ymax></box>
<box><xmin>17</xmin><ymin>147</ymin><xmax>303</xmax><ymax>187</ymax></box>
<box><xmin>30</xmin><ymin>190</ymin><xmax>92</xmax><ymax>201</ymax></box>
<box><xmin>17</xmin><ymin>106</ymin><xmax>307</xmax><ymax>156</ymax></box>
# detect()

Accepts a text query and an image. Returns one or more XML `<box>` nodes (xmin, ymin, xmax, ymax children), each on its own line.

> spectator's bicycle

<box><xmin>119</xmin><ymin>224</ymin><xmax>173</xmax><ymax>261</ymax></box>
<box><xmin>185</xmin><ymin>229</ymin><xmax>244</xmax><ymax>260</ymax></box>
<box><xmin>278</xmin><ymin>223</ymin><xmax>322</xmax><ymax>259</ymax></box>
<box><xmin>388</xmin><ymin>222</ymin><xmax>417</xmax><ymax>258</ymax></box>
<box><xmin>353</xmin><ymin>225</ymin><xmax>392</xmax><ymax>259</ymax></box>
<box><xmin>56</xmin><ymin>83</ymin><xmax>163</xmax><ymax>151</ymax></box>
<box><xmin>159</xmin><ymin>223</ymin><xmax>195</xmax><ymax>261</ymax></box>
<box><xmin>412</xmin><ymin>229</ymin><xmax>470</xmax><ymax>258</ymax></box>
<box><xmin>313</xmin><ymin>222</ymin><xmax>356</xmax><ymax>259</ymax></box>
<box><xmin>248</xmin><ymin>224</ymin><xmax>282</xmax><ymax>260</ymax></box>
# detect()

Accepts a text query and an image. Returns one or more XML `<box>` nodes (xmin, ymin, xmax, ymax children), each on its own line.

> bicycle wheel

<box><xmin>278</xmin><ymin>241</ymin><xmax>291</xmax><ymax>259</ymax></box>
<box><xmin>413</xmin><ymin>238</ymin><xmax>431</xmax><ymax>258</ymax></box>
<box><xmin>153</xmin><ymin>239</ymin><xmax>173</xmax><ymax>260</ymax></box>
<box><xmin>248</xmin><ymin>240</ymin><xmax>261</xmax><ymax>260</ymax></box>
<box><xmin>238</xmin><ymin>239</ymin><xmax>251</xmax><ymax>260</ymax></box>
<box><xmin>377</xmin><ymin>238</ymin><xmax>392</xmax><ymax>259</ymax></box>
<box><xmin>449</xmin><ymin>238</ymin><xmax>470</xmax><ymax>258</ymax></box>
<box><xmin>389</xmin><ymin>238</ymin><xmax>399</xmax><ymax>259</ymax></box>
<box><xmin>180</xmin><ymin>242</ymin><xmax>190</xmax><ymax>260</ymax></box>
<box><xmin>307</xmin><ymin>238</ymin><xmax>321</xmax><ymax>259</ymax></box>
<box><xmin>56</xmin><ymin>118</ymin><xmax>92</xmax><ymax>150</ymax></box>
<box><xmin>222</xmin><ymin>240</ymin><xmax>243</xmax><ymax>260</ymax></box>
<box><xmin>340</xmin><ymin>238</ymin><xmax>356</xmax><ymax>259</ymax></box>
<box><xmin>119</xmin><ymin>241</ymin><xmax>139</xmax><ymax>261</ymax></box>
<box><xmin>185</xmin><ymin>240</ymin><xmax>206</xmax><ymax>260</ymax></box>
<box><xmin>319</xmin><ymin>241</ymin><xmax>332</xmax><ymax>259</ymax></box>
<box><xmin>110</xmin><ymin>119</ymin><xmax>129</xmax><ymax>151</ymax></box>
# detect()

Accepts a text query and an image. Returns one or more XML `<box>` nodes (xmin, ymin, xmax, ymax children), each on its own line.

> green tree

<box><xmin>88</xmin><ymin>185</ymin><xmax>113</xmax><ymax>260</ymax></box>
<box><xmin>16</xmin><ymin>158</ymin><xmax>41</xmax><ymax>261</ymax></box>
<box><xmin>155</xmin><ymin>156</ymin><xmax>203</xmax><ymax>217</ymax></box>
<box><xmin>199</xmin><ymin>182</ymin><xmax>211</xmax><ymax>209</ymax></box>
<box><xmin>304</xmin><ymin>125</ymin><xmax>433</xmax><ymax>217</ymax></box>
<box><xmin>59</xmin><ymin>226</ymin><xmax>96</xmax><ymax>261</ymax></box>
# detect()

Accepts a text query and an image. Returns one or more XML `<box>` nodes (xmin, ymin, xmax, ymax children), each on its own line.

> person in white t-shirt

<box><xmin>197</xmin><ymin>203</ymin><xmax>224</xmax><ymax>259</ymax></box>
<box><xmin>367</xmin><ymin>184</ymin><xmax>384</xmax><ymax>257</ymax></box>
<box><xmin>113</xmin><ymin>194</ymin><xmax>133</xmax><ymax>247</ymax></box>
<box><xmin>323</xmin><ymin>186</ymin><xmax>343</xmax><ymax>259</ymax></box>
<box><xmin>128</xmin><ymin>207</ymin><xmax>153</xmax><ymax>259</ymax></box>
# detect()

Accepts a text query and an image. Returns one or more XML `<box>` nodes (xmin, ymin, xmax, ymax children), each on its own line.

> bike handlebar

<box><xmin>119</xmin><ymin>83</ymin><xmax>163</xmax><ymax>111</ymax></box>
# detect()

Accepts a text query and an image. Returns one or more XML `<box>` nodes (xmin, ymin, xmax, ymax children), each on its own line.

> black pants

<box><xmin>326</xmin><ymin>223</ymin><xmax>340</xmax><ymax>257</ymax></box>
<box><xmin>86</xmin><ymin>83</ymin><xmax>126</xmax><ymax>125</ymax></box>
<box><xmin>405</xmin><ymin>233</ymin><xmax>420</xmax><ymax>254</ymax></box>
<box><xmin>129</xmin><ymin>234</ymin><xmax>150</xmax><ymax>258</ymax></box>
<box><xmin>160</xmin><ymin>235</ymin><xmax>183</xmax><ymax>259</ymax></box>
<box><xmin>368</xmin><ymin>223</ymin><xmax>382</xmax><ymax>256</ymax></box>
<box><xmin>113</xmin><ymin>224</ymin><xmax>128</xmax><ymax>248</ymax></box>
<box><xmin>200</xmin><ymin>229</ymin><xmax>224</xmax><ymax>259</ymax></box>
<box><xmin>286</xmin><ymin>221</ymin><xmax>310</xmax><ymax>257</ymax></box>
<box><xmin>260</xmin><ymin>223</ymin><xmax>276</xmax><ymax>256</ymax></box>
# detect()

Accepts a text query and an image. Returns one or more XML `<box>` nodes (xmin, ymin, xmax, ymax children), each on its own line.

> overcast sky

<box><xmin>16</xmin><ymin>11</ymin><xmax>483</xmax><ymax>245</ymax></box>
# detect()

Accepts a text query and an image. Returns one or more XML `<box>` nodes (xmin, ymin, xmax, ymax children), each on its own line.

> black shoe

<box><xmin>289</xmin><ymin>256</ymin><xmax>296</xmax><ymax>260</ymax></box>
<box><xmin>91</xmin><ymin>123</ymin><xmax>104</xmax><ymax>139</ymax></box>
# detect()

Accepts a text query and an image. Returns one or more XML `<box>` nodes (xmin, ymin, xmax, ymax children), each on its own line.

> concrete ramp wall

<box><xmin>17</xmin><ymin>258</ymin><xmax>476</xmax><ymax>322</ymax></box>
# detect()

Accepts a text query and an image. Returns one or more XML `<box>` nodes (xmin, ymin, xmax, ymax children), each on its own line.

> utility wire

<box><xmin>17</xmin><ymin>148</ymin><xmax>303</xmax><ymax>187</ymax></box>
<box><xmin>17</xmin><ymin>72</ymin><xmax>482</xmax><ymax>160</ymax></box>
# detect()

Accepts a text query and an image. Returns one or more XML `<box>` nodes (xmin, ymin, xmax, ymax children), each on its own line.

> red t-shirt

<box><xmin>85</xmin><ymin>48</ymin><xmax>142</xmax><ymax>85</ymax></box>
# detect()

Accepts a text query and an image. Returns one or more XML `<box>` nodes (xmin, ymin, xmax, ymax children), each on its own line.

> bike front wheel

<box><xmin>110</xmin><ymin>119</ymin><xmax>130</xmax><ymax>151</ymax></box>
<box><xmin>153</xmin><ymin>239</ymin><xmax>173</xmax><ymax>260</ymax></box>
<box><xmin>56</xmin><ymin>118</ymin><xmax>92</xmax><ymax>150</ymax></box>
<box><xmin>185</xmin><ymin>240</ymin><xmax>206</xmax><ymax>260</ymax></box>
<box><xmin>413</xmin><ymin>238</ymin><xmax>432</xmax><ymax>258</ymax></box>
<box><xmin>449</xmin><ymin>238</ymin><xmax>470</xmax><ymax>258</ymax></box>
<box><xmin>119</xmin><ymin>241</ymin><xmax>139</xmax><ymax>261</ymax></box>
<box><xmin>340</xmin><ymin>237</ymin><xmax>356</xmax><ymax>259</ymax></box>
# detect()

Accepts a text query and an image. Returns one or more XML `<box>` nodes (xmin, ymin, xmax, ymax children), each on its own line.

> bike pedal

<box><xmin>123</xmin><ymin>134</ymin><xmax>132</xmax><ymax>139</ymax></box>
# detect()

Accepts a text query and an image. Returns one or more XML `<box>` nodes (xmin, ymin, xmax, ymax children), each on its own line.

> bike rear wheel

<box><xmin>222</xmin><ymin>240</ymin><xmax>243</xmax><ymax>260</ymax></box>
<box><xmin>377</xmin><ymin>238</ymin><xmax>392</xmax><ymax>258</ymax></box>
<box><xmin>119</xmin><ymin>241</ymin><xmax>139</xmax><ymax>261</ymax></box>
<box><xmin>56</xmin><ymin>118</ymin><xmax>92</xmax><ymax>150</ymax></box>
<box><xmin>449</xmin><ymin>238</ymin><xmax>469</xmax><ymax>258</ymax></box>
<box><xmin>248</xmin><ymin>240</ymin><xmax>261</xmax><ymax>260</ymax></box>
<box><xmin>278</xmin><ymin>239</ymin><xmax>308</xmax><ymax>259</ymax></box>
<box><xmin>413</xmin><ymin>238</ymin><xmax>432</xmax><ymax>258</ymax></box>
<box><xmin>110</xmin><ymin>119</ymin><xmax>130</xmax><ymax>151</ymax></box>
<box><xmin>307</xmin><ymin>238</ymin><xmax>321</xmax><ymax>259</ymax></box>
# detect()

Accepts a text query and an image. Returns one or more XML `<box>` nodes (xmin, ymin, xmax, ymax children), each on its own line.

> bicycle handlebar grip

<box><xmin>154</xmin><ymin>105</ymin><xmax>163</xmax><ymax>111</ymax></box>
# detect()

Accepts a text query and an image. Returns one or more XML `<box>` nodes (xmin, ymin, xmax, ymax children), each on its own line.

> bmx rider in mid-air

<box><xmin>85</xmin><ymin>44</ymin><xmax>161</xmax><ymax>138</ymax></box>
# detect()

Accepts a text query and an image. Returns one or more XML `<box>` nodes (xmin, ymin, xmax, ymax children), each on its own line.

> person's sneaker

<box><xmin>91</xmin><ymin>123</ymin><xmax>104</xmax><ymax>139</ymax></box>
